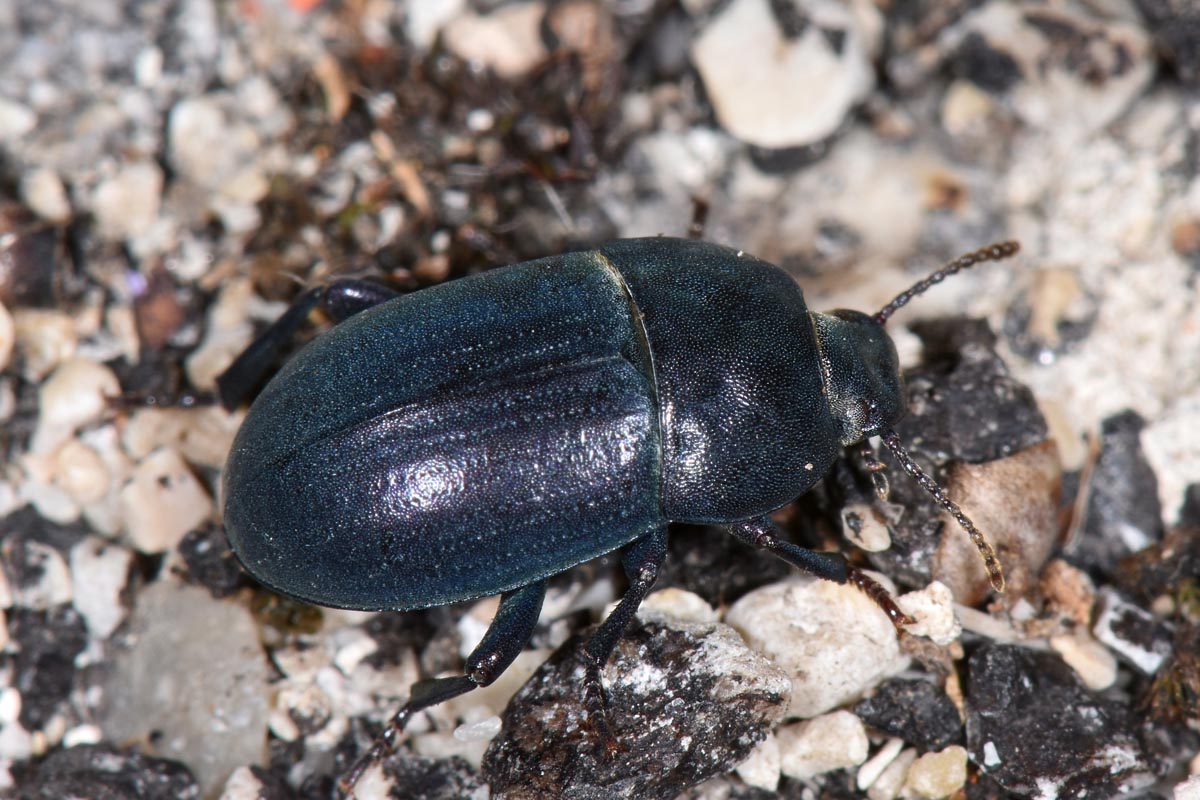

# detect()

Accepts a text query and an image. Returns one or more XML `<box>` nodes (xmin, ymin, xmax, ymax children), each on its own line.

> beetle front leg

<box><xmin>218</xmin><ymin>278</ymin><xmax>401</xmax><ymax>409</ymax></box>
<box><xmin>728</xmin><ymin>516</ymin><xmax>914</xmax><ymax>629</ymax></box>
<box><xmin>338</xmin><ymin>579</ymin><xmax>546</xmax><ymax>798</ymax></box>
<box><xmin>580</xmin><ymin>527</ymin><xmax>669</xmax><ymax>757</ymax></box>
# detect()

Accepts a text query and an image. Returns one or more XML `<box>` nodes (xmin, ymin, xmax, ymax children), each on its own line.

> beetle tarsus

<box><xmin>858</xmin><ymin>440</ymin><xmax>891</xmax><ymax>500</ymax></box>
<box><xmin>846</xmin><ymin>565</ymin><xmax>916</xmax><ymax>630</ymax></box>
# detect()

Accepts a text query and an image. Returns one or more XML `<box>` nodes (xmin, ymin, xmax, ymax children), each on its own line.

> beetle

<box><xmin>216</xmin><ymin>236</ymin><xmax>1018</xmax><ymax>793</ymax></box>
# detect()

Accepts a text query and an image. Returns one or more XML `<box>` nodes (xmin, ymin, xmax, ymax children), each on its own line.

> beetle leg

<box><xmin>580</xmin><ymin>527</ymin><xmax>669</xmax><ymax>758</ymax></box>
<box><xmin>217</xmin><ymin>279</ymin><xmax>401</xmax><ymax>410</ymax></box>
<box><xmin>728</xmin><ymin>516</ymin><xmax>914</xmax><ymax>629</ymax></box>
<box><xmin>337</xmin><ymin>580</ymin><xmax>546</xmax><ymax>798</ymax></box>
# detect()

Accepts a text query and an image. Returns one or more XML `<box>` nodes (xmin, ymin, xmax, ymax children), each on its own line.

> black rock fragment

<box><xmin>482</xmin><ymin>619</ymin><xmax>789</xmax><ymax>800</ymax></box>
<box><xmin>854</xmin><ymin>678</ymin><xmax>963</xmax><ymax>751</ymax></box>
<box><xmin>372</xmin><ymin>753</ymin><xmax>487</xmax><ymax>800</ymax></box>
<box><xmin>175</xmin><ymin>523</ymin><xmax>249</xmax><ymax>599</ymax></box>
<box><xmin>1134</xmin><ymin>0</ymin><xmax>1200</xmax><ymax>85</ymax></box>
<box><xmin>862</xmin><ymin>318</ymin><xmax>1047</xmax><ymax>588</ymax></box>
<box><xmin>965</xmin><ymin>644</ymin><xmax>1155</xmax><ymax>799</ymax></box>
<box><xmin>7</xmin><ymin>605</ymin><xmax>88</xmax><ymax>731</ymax></box>
<box><xmin>19</xmin><ymin>744</ymin><xmax>200</xmax><ymax>800</ymax></box>
<box><xmin>1067</xmin><ymin>410</ymin><xmax>1164</xmax><ymax>579</ymax></box>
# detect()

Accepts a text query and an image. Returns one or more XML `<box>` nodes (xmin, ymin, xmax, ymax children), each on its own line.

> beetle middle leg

<box><xmin>729</xmin><ymin>516</ymin><xmax>914</xmax><ymax>629</ymax></box>
<box><xmin>580</xmin><ymin>527</ymin><xmax>669</xmax><ymax>757</ymax></box>
<box><xmin>217</xmin><ymin>278</ymin><xmax>400</xmax><ymax>409</ymax></box>
<box><xmin>338</xmin><ymin>579</ymin><xmax>547</xmax><ymax>797</ymax></box>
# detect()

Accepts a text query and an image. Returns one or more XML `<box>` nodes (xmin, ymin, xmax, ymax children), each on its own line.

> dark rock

<box><xmin>1134</xmin><ymin>0</ymin><xmax>1200</xmax><ymax>84</ymax></box>
<box><xmin>482</xmin><ymin>619</ymin><xmax>789</xmax><ymax>800</ymax></box>
<box><xmin>1068</xmin><ymin>410</ymin><xmax>1164</xmax><ymax>579</ymax></box>
<box><xmin>1179</xmin><ymin>483</ymin><xmax>1200</xmax><ymax>528</ymax></box>
<box><xmin>7</xmin><ymin>605</ymin><xmax>88</xmax><ymax>731</ymax></box>
<box><xmin>19</xmin><ymin>744</ymin><xmax>200</xmax><ymax>800</ymax></box>
<box><xmin>854</xmin><ymin>678</ymin><xmax>963</xmax><ymax>751</ymax></box>
<box><xmin>965</xmin><ymin>644</ymin><xmax>1155</xmax><ymax>799</ymax></box>
<box><xmin>175</xmin><ymin>523</ymin><xmax>249</xmax><ymax>599</ymax></box>
<box><xmin>863</xmin><ymin>318</ymin><xmax>1048</xmax><ymax>588</ymax></box>
<box><xmin>1142</xmin><ymin>621</ymin><xmax>1200</xmax><ymax>727</ymax></box>
<box><xmin>377</xmin><ymin>753</ymin><xmax>486</xmax><ymax>800</ymax></box>
<box><xmin>0</xmin><ymin>204</ymin><xmax>68</xmax><ymax>309</ymax></box>
<box><xmin>950</xmin><ymin>32</ymin><xmax>1023</xmax><ymax>94</ymax></box>
<box><xmin>1115</xmin><ymin>526</ymin><xmax>1200</xmax><ymax>608</ymax></box>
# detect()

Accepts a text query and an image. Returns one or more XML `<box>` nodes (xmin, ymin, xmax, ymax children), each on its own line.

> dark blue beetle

<box><xmin>218</xmin><ymin>236</ymin><xmax>1017</xmax><ymax>791</ymax></box>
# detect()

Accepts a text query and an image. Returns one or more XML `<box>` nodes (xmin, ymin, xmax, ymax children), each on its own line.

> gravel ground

<box><xmin>1</xmin><ymin>1</ymin><xmax>1199</xmax><ymax>799</ymax></box>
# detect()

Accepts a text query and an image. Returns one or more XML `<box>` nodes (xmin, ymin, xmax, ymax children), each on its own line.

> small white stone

<box><xmin>332</xmin><ymin>627</ymin><xmax>379</xmax><ymax>675</ymax></box>
<box><xmin>184</xmin><ymin>279</ymin><xmax>257</xmax><ymax>392</ymax></box>
<box><xmin>32</xmin><ymin>358</ymin><xmax>120</xmax><ymax>454</ymax></box>
<box><xmin>62</xmin><ymin>724</ymin><xmax>103</xmax><ymax>748</ymax></box>
<box><xmin>20</xmin><ymin>168</ymin><xmax>71</xmax><ymax>223</ymax></box>
<box><xmin>736</xmin><ymin>733</ymin><xmax>781</xmax><ymax>791</ymax></box>
<box><xmin>218</xmin><ymin>765</ymin><xmax>264</xmax><ymax>800</ymax></box>
<box><xmin>70</xmin><ymin>537</ymin><xmax>133</xmax><ymax>639</ymax></box>
<box><xmin>442</xmin><ymin>2</ymin><xmax>548</xmax><ymax>79</ymax></box>
<box><xmin>0</xmin><ymin>717</ymin><xmax>32</xmax><ymax>762</ymax></box>
<box><xmin>459</xmin><ymin>596</ymin><xmax>501</xmax><ymax>657</ymax></box>
<box><xmin>0</xmin><ymin>98</ymin><xmax>36</xmax><ymax>140</ymax></box>
<box><xmin>776</xmin><ymin>710</ymin><xmax>869</xmax><ymax>780</ymax></box>
<box><xmin>1174</xmin><ymin>775</ymin><xmax>1200</xmax><ymax>800</ymax></box>
<box><xmin>726</xmin><ymin>576</ymin><xmax>908</xmax><ymax>717</ymax></box>
<box><xmin>54</xmin><ymin>439</ymin><xmax>111</xmax><ymax>505</ymax></box>
<box><xmin>842</xmin><ymin>503</ymin><xmax>892</xmax><ymax>552</ymax></box>
<box><xmin>91</xmin><ymin>161</ymin><xmax>163</xmax><ymax>241</ymax></box>
<box><xmin>0</xmin><ymin>302</ymin><xmax>13</xmax><ymax>373</ymax></box>
<box><xmin>691</xmin><ymin>0</ymin><xmax>878</xmax><ymax>148</ymax></box>
<box><xmin>13</xmin><ymin>310</ymin><xmax>77</xmax><ymax>382</ymax></box>
<box><xmin>902</xmin><ymin>745</ymin><xmax>968</xmax><ymax>799</ymax></box>
<box><xmin>1049</xmin><ymin>632</ymin><xmax>1118</xmax><ymax>691</ymax></box>
<box><xmin>982</xmin><ymin>740</ymin><xmax>1002</xmax><ymax>767</ymax></box>
<box><xmin>639</xmin><ymin>587</ymin><xmax>719</xmax><ymax>624</ymax></box>
<box><xmin>454</xmin><ymin>716</ymin><xmax>502</xmax><ymax>742</ymax></box>
<box><xmin>867</xmin><ymin>747</ymin><xmax>916</xmax><ymax>800</ymax></box>
<box><xmin>857</xmin><ymin>737</ymin><xmax>905</xmax><ymax>790</ymax></box>
<box><xmin>119</xmin><ymin>447</ymin><xmax>213</xmax><ymax>554</ymax></box>
<box><xmin>897</xmin><ymin>581</ymin><xmax>962</xmax><ymax>646</ymax></box>
<box><xmin>122</xmin><ymin>406</ymin><xmax>242</xmax><ymax>470</ymax></box>
<box><xmin>405</xmin><ymin>0</ymin><xmax>467</xmax><ymax>50</ymax></box>
<box><xmin>0</xmin><ymin>687</ymin><xmax>22</xmax><ymax>725</ymax></box>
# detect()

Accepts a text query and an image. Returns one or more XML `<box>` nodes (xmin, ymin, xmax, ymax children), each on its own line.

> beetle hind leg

<box><xmin>337</xmin><ymin>580</ymin><xmax>546</xmax><ymax>798</ymax></box>
<box><xmin>728</xmin><ymin>516</ymin><xmax>914</xmax><ymax>629</ymax></box>
<box><xmin>579</xmin><ymin>527</ymin><xmax>669</xmax><ymax>758</ymax></box>
<box><xmin>217</xmin><ymin>278</ymin><xmax>401</xmax><ymax>410</ymax></box>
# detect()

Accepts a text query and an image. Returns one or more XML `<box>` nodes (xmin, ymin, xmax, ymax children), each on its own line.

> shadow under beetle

<box><xmin>217</xmin><ymin>236</ymin><xmax>1019</xmax><ymax>794</ymax></box>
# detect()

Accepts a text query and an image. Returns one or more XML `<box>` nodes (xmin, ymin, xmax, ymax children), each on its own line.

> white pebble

<box><xmin>218</xmin><ymin>766</ymin><xmax>264</xmax><ymax>800</ymax></box>
<box><xmin>442</xmin><ymin>2</ymin><xmax>548</xmax><ymax>79</ymax></box>
<box><xmin>454</xmin><ymin>716</ymin><xmax>502</xmax><ymax>742</ymax></box>
<box><xmin>1050</xmin><ymin>632</ymin><xmax>1118</xmax><ymax>691</ymax></box>
<box><xmin>897</xmin><ymin>581</ymin><xmax>962</xmax><ymax>646</ymax></box>
<box><xmin>54</xmin><ymin>439</ymin><xmax>110</xmax><ymax>504</ymax></box>
<box><xmin>31</xmin><ymin>359</ymin><xmax>119</xmax><ymax>454</ymax></box>
<box><xmin>867</xmin><ymin>747</ymin><xmax>917</xmax><ymax>800</ymax></box>
<box><xmin>776</xmin><ymin>710</ymin><xmax>869</xmax><ymax>780</ymax></box>
<box><xmin>91</xmin><ymin>161</ymin><xmax>163</xmax><ymax>241</ymax></box>
<box><xmin>857</xmin><ymin>737</ymin><xmax>905</xmax><ymax>790</ymax></box>
<box><xmin>61</xmin><ymin>724</ymin><xmax>103</xmax><ymax>748</ymax></box>
<box><xmin>726</xmin><ymin>576</ymin><xmax>908</xmax><ymax>717</ymax></box>
<box><xmin>1177</xmin><ymin>774</ymin><xmax>1200</xmax><ymax>800</ymax></box>
<box><xmin>70</xmin><ymin>537</ymin><xmax>133</xmax><ymax>639</ymax></box>
<box><xmin>13</xmin><ymin>310</ymin><xmax>77</xmax><ymax>382</ymax></box>
<box><xmin>119</xmin><ymin>447</ymin><xmax>213</xmax><ymax>554</ymax></box>
<box><xmin>736</xmin><ymin>733</ymin><xmax>781</xmax><ymax>791</ymax></box>
<box><xmin>0</xmin><ymin>98</ymin><xmax>36</xmax><ymax>140</ymax></box>
<box><xmin>20</xmin><ymin>168</ymin><xmax>71</xmax><ymax>223</ymax></box>
<box><xmin>690</xmin><ymin>0</ymin><xmax>877</xmax><ymax>148</ymax></box>
<box><xmin>639</xmin><ymin>587</ymin><xmax>719</xmax><ymax>624</ymax></box>
<box><xmin>902</xmin><ymin>745</ymin><xmax>968</xmax><ymax>799</ymax></box>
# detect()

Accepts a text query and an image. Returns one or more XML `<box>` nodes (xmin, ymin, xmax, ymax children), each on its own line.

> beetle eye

<box><xmin>848</xmin><ymin>397</ymin><xmax>871</xmax><ymax>425</ymax></box>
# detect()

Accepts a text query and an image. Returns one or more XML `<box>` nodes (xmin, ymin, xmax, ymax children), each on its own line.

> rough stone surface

<box><xmin>965</xmin><ymin>644</ymin><xmax>1156</xmax><ymax>799</ymax></box>
<box><xmin>854</xmin><ymin>679</ymin><xmax>963</xmax><ymax>752</ymax></box>
<box><xmin>100</xmin><ymin>580</ymin><xmax>270</xmax><ymax>798</ymax></box>
<box><xmin>725</xmin><ymin>575</ymin><xmax>907</xmax><ymax>718</ymax></box>
<box><xmin>776</xmin><ymin>711</ymin><xmax>869</xmax><ymax>780</ymax></box>
<box><xmin>482</xmin><ymin>619</ymin><xmax>790</xmax><ymax>799</ymax></box>
<box><xmin>1068</xmin><ymin>410</ymin><xmax>1165</xmax><ymax>577</ymax></box>
<box><xmin>19</xmin><ymin>743</ymin><xmax>200</xmax><ymax>800</ymax></box>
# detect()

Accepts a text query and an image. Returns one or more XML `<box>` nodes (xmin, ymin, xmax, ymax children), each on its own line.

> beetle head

<box><xmin>814</xmin><ymin>241</ymin><xmax>1022</xmax><ymax>595</ymax></box>
<box><xmin>812</xmin><ymin>309</ymin><xmax>903</xmax><ymax>446</ymax></box>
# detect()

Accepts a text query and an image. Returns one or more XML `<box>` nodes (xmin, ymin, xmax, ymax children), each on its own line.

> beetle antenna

<box><xmin>873</xmin><ymin>241</ymin><xmax>1020</xmax><ymax>325</ymax></box>
<box><xmin>879</xmin><ymin>428</ymin><xmax>1005</xmax><ymax>592</ymax></box>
